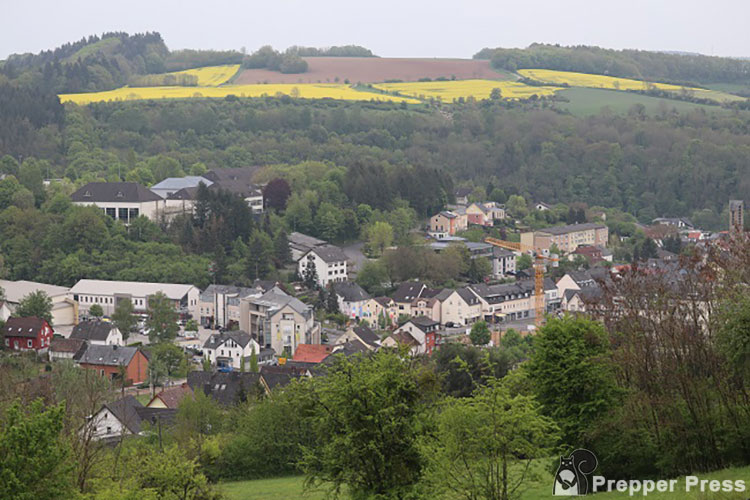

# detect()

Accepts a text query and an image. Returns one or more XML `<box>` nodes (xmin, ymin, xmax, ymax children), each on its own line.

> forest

<box><xmin>475</xmin><ymin>43</ymin><xmax>750</xmax><ymax>86</ymax></box>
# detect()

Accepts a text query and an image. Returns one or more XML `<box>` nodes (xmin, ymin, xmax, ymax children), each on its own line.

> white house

<box><xmin>69</xmin><ymin>321</ymin><xmax>123</xmax><ymax>346</ymax></box>
<box><xmin>85</xmin><ymin>395</ymin><xmax>174</xmax><ymax>441</ymax></box>
<box><xmin>69</xmin><ymin>279</ymin><xmax>200</xmax><ymax>322</ymax></box>
<box><xmin>298</xmin><ymin>245</ymin><xmax>348</xmax><ymax>288</ymax></box>
<box><xmin>332</xmin><ymin>281</ymin><xmax>370</xmax><ymax>320</ymax></box>
<box><xmin>202</xmin><ymin>330</ymin><xmax>262</xmax><ymax>370</ymax></box>
<box><xmin>71</xmin><ymin>182</ymin><xmax>165</xmax><ymax>224</ymax></box>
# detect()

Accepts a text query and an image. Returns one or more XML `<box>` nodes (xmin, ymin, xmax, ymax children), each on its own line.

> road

<box><xmin>342</xmin><ymin>241</ymin><xmax>369</xmax><ymax>274</ymax></box>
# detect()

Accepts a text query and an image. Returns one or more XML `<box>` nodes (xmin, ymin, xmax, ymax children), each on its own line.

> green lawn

<box><xmin>220</xmin><ymin>465</ymin><xmax>750</xmax><ymax>499</ymax></box>
<box><xmin>556</xmin><ymin>87</ymin><xmax>730</xmax><ymax>117</ymax></box>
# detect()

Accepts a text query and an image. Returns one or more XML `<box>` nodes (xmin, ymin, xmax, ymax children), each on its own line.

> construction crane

<box><xmin>484</xmin><ymin>237</ymin><xmax>556</xmax><ymax>327</ymax></box>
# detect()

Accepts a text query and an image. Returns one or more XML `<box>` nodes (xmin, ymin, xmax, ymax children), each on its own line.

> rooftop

<box><xmin>74</xmin><ymin>344</ymin><xmax>139</xmax><ymax>367</ymax></box>
<box><xmin>293</xmin><ymin>344</ymin><xmax>333</xmax><ymax>363</ymax></box>
<box><xmin>70</xmin><ymin>279</ymin><xmax>197</xmax><ymax>301</ymax></box>
<box><xmin>151</xmin><ymin>176</ymin><xmax>213</xmax><ymax>192</ymax></box>
<box><xmin>70</xmin><ymin>321</ymin><xmax>117</xmax><ymax>342</ymax></box>
<box><xmin>2</xmin><ymin>316</ymin><xmax>48</xmax><ymax>338</ymax></box>
<box><xmin>71</xmin><ymin>182</ymin><xmax>162</xmax><ymax>203</ymax></box>
<box><xmin>536</xmin><ymin>223</ymin><xmax>607</xmax><ymax>236</ymax></box>
<box><xmin>332</xmin><ymin>281</ymin><xmax>370</xmax><ymax>303</ymax></box>
<box><xmin>311</xmin><ymin>244</ymin><xmax>348</xmax><ymax>263</ymax></box>
<box><xmin>0</xmin><ymin>280</ymin><xmax>70</xmax><ymax>303</ymax></box>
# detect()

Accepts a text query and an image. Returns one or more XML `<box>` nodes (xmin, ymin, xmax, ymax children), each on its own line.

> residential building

<box><xmin>391</xmin><ymin>281</ymin><xmax>427</xmax><ymax>317</ymax></box>
<box><xmin>2</xmin><ymin>316</ymin><xmax>54</xmax><ymax>353</ymax></box>
<box><xmin>201</xmin><ymin>167</ymin><xmax>264</xmax><ymax>214</ymax></box>
<box><xmin>521</xmin><ymin>223</ymin><xmax>609</xmax><ymax>254</ymax></box>
<box><xmin>436</xmin><ymin>288</ymin><xmax>482</xmax><ymax>326</ymax></box>
<box><xmin>387</xmin><ymin>316</ymin><xmax>441</xmax><ymax>355</ymax></box>
<box><xmin>150</xmin><ymin>176</ymin><xmax>213</xmax><ymax>199</ymax></box>
<box><xmin>71</xmin><ymin>182</ymin><xmax>164</xmax><ymax>224</ymax></box>
<box><xmin>70</xmin><ymin>279</ymin><xmax>200</xmax><ymax>322</ymax></box>
<box><xmin>561</xmin><ymin>287</ymin><xmax>604</xmax><ymax>313</ymax></box>
<box><xmin>410</xmin><ymin>294</ymin><xmax>442</xmax><ymax>324</ymax></box>
<box><xmin>730</xmin><ymin>200</ymin><xmax>744</xmax><ymax>233</ymax></box>
<box><xmin>334</xmin><ymin>324</ymin><xmax>381</xmax><ymax>351</ymax></box>
<box><xmin>147</xmin><ymin>383</ymin><xmax>193</xmax><ymax>408</ymax></box>
<box><xmin>382</xmin><ymin>330</ymin><xmax>420</xmax><ymax>355</ymax></box>
<box><xmin>199</xmin><ymin>284</ymin><xmax>257</xmax><ymax>329</ymax></box>
<box><xmin>429</xmin><ymin>211</ymin><xmax>468</xmax><ymax>239</ymax></box>
<box><xmin>332</xmin><ymin>281</ymin><xmax>370</xmax><ymax>320</ymax></box>
<box><xmin>570</xmin><ymin>245</ymin><xmax>613</xmax><ymax>265</ymax></box>
<box><xmin>187</xmin><ymin>371</ymin><xmax>264</xmax><ymax>406</ymax></box>
<box><xmin>239</xmin><ymin>289</ymin><xmax>320</xmax><ymax>358</ymax></box>
<box><xmin>202</xmin><ymin>330</ymin><xmax>262</xmax><ymax>370</ymax></box>
<box><xmin>492</xmin><ymin>247</ymin><xmax>516</xmax><ymax>278</ymax></box>
<box><xmin>70</xmin><ymin>321</ymin><xmax>123</xmax><ymax>346</ymax></box>
<box><xmin>468</xmin><ymin>279</ymin><xmax>559</xmax><ymax>323</ymax></box>
<box><xmin>652</xmin><ymin>217</ymin><xmax>694</xmax><ymax>230</ymax></box>
<box><xmin>85</xmin><ymin>395</ymin><xmax>177</xmax><ymax>441</ymax></box>
<box><xmin>361</xmin><ymin>296</ymin><xmax>397</xmax><ymax>329</ymax></box>
<box><xmin>298</xmin><ymin>244</ymin><xmax>348</xmax><ymax>287</ymax></box>
<box><xmin>288</xmin><ymin>232</ymin><xmax>327</xmax><ymax>262</ymax></box>
<box><xmin>466</xmin><ymin>202</ymin><xmax>506</xmax><ymax>226</ymax></box>
<box><xmin>74</xmin><ymin>345</ymin><xmax>149</xmax><ymax>385</ymax></box>
<box><xmin>49</xmin><ymin>337</ymin><xmax>87</xmax><ymax>362</ymax></box>
<box><xmin>0</xmin><ymin>279</ymin><xmax>75</xmax><ymax>326</ymax></box>
<box><xmin>454</xmin><ymin>187</ymin><xmax>472</xmax><ymax>206</ymax></box>
<box><xmin>292</xmin><ymin>344</ymin><xmax>334</xmax><ymax>363</ymax></box>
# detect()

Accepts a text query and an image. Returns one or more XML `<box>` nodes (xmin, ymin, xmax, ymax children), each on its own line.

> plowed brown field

<box><xmin>234</xmin><ymin>57</ymin><xmax>507</xmax><ymax>84</ymax></box>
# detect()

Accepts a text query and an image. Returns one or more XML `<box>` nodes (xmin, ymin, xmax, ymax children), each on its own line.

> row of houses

<box><xmin>70</xmin><ymin>167</ymin><xmax>265</xmax><ymax>226</ymax></box>
<box><xmin>428</xmin><ymin>201</ymin><xmax>507</xmax><ymax>239</ymax></box>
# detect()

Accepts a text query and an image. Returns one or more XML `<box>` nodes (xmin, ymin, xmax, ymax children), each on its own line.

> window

<box><xmin>118</xmin><ymin>208</ymin><xmax>128</xmax><ymax>221</ymax></box>
<box><xmin>129</xmin><ymin>208</ymin><xmax>139</xmax><ymax>219</ymax></box>
<box><xmin>27</xmin><ymin>339</ymin><xmax>32</xmax><ymax>348</ymax></box>
<box><xmin>105</xmin><ymin>207</ymin><xmax>116</xmax><ymax>219</ymax></box>
<box><xmin>106</xmin><ymin>426</ymin><xmax>112</xmax><ymax>434</ymax></box>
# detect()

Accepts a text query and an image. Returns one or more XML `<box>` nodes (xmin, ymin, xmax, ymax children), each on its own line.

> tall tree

<box><xmin>470</xmin><ymin>320</ymin><xmax>491</xmax><ymax>346</ymax></box>
<box><xmin>263</xmin><ymin>178</ymin><xmax>292</xmax><ymax>211</ymax></box>
<box><xmin>15</xmin><ymin>290</ymin><xmax>53</xmax><ymax>324</ymax></box>
<box><xmin>146</xmin><ymin>291</ymin><xmax>179</xmax><ymax>343</ymax></box>
<box><xmin>273</xmin><ymin>229</ymin><xmax>292</xmax><ymax>267</ymax></box>
<box><xmin>111</xmin><ymin>298</ymin><xmax>137</xmax><ymax>341</ymax></box>
<box><xmin>88</xmin><ymin>304</ymin><xmax>103</xmax><ymax>319</ymax></box>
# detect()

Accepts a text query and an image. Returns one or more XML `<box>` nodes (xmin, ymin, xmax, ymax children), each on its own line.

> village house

<box><xmin>70</xmin><ymin>321</ymin><xmax>123</xmax><ymax>346</ymax></box>
<box><xmin>86</xmin><ymin>395</ymin><xmax>176</xmax><ymax>441</ymax></box>
<box><xmin>0</xmin><ymin>279</ymin><xmax>75</xmax><ymax>326</ymax></box>
<box><xmin>384</xmin><ymin>316</ymin><xmax>441</xmax><ymax>355</ymax></box>
<box><xmin>391</xmin><ymin>281</ymin><xmax>428</xmax><ymax>317</ymax></box>
<box><xmin>361</xmin><ymin>296</ymin><xmax>397</xmax><ymax>329</ymax></box>
<box><xmin>74</xmin><ymin>344</ymin><xmax>149</xmax><ymax>385</ymax></box>
<box><xmin>334</xmin><ymin>324</ymin><xmax>381</xmax><ymax>351</ymax></box>
<box><xmin>410</xmin><ymin>294</ymin><xmax>442</xmax><ymax>324</ymax></box>
<box><xmin>436</xmin><ymin>288</ymin><xmax>482</xmax><ymax>326</ymax></box>
<box><xmin>288</xmin><ymin>232</ymin><xmax>327</xmax><ymax>262</ymax></box>
<box><xmin>187</xmin><ymin>371</ymin><xmax>266</xmax><ymax>406</ymax></box>
<box><xmin>202</xmin><ymin>330</ymin><xmax>262</xmax><ymax>370</ymax></box>
<box><xmin>199</xmin><ymin>284</ymin><xmax>258</xmax><ymax>329</ymax></box>
<box><xmin>492</xmin><ymin>247</ymin><xmax>517</xmax><ymax>278</ymax></box>
<box><xmin>570</xmin><ymin>245</ymin><xmax>612</xmax><ymax>265</ymax></box>
<box><xmin>147</xmin><ymin>383</ymin><xmax>194</xmax><ymax>409</ymax></box>
<box><xmin>298</xmin><ymin>244</ymin><xmax>349</xmax><ymax>288</ymax></box>
<box><xmin>468</xmin><ymin>278</ymin><xmax>559</xmax><ymax>323</ymax></box>
<box><xmin>70</xmin><ymin>279</ymin><xmax>200</xmax><ymax>322</ymax></box>
<box><xmin>292</xmin><ymin>344</ymin><xmax>334</xmax><ymax>363</ymax></box>
<box><xmin>428</xmin><ymin>211</ymin><xmax>468</xmax><ymax>239</ymax></box>
<box><xmin>71</xmin><ymin>182</ymin><xmax>165</xmax><ymax>224</ymax></box>
<box><xmin>332</xmin><ymin>281</ymin><xmax>371</xmax><ymax>320</ymax></box>
<box><xmin>2</xmin><ymin>316</ymin><xmax>54</xmax><ymax>353</ymax></box>
<box><xmin>466</xmin><ymin>202</ymin><xmax>506</xmax><ymax>226</ymax></box>
<box><xmin>49</xmin><ymin>337</ymin><xmax>87</xmax><ymax>362</ymax></box>
<box><xmin>521</xmin><ymin>223</ymin><xmax>609</xmax><ymax>254</ymax></box>
<box><xmin>239</xmin><ymin>288</ymin><xmax>321</xmax><ymax>358</ymax></box>
<box><xmin>454</xmin><ymin>187</ymin><xmax>472</xmax><ymax>206</ymax></box>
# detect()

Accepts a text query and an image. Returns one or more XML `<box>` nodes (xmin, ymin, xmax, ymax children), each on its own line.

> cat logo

<box><xmin>553</xmin><ymin>449</ymin><xmax>598</xmax><ymax>496</ymax></box>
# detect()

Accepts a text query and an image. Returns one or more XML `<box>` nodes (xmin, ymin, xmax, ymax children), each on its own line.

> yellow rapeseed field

<box><xmin>59</xmin><ymin>83</ymin><xmax>421</xmax><ymax>105</ymax></box>
<box><xmin>518</xmin><ymin>69</ymin><xmax>743</xmax><ymax>103</ymax></box>
<box><xmin>373</xmin><ymin>79</ymin><xmax>561</xmax><ymax>103</ymax></box>
<box><xmin>168</xmin><ymin>64</ymin><xmax>241</xmax><ymax>86</ymax></box>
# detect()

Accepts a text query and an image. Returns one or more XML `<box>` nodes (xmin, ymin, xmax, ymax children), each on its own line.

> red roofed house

<box><xmin>2</xmin><ymin>317</ymin><xmax>53</xmax><ymax>353</ymax></box>
<box><xmin>292</xmin><ymin>344</ymin><xmax>333</xmax><ymax>364</ymax></box>
<box><xmin>147</xmin><ymin>383</ymin><xmax>194</xmax><ymax>409</ymax></box>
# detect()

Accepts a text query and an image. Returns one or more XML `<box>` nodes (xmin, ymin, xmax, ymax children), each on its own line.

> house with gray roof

<box><xmin>71</xmin><ymin>182</ymin><xmax>164</xmax><ymax>224</ymax></box>
<box><xmin>202</xmin><ymin>330</ymin><xmax>262</xmax><ymax>370</ymax></box>
<box><xmin>70</xmin><ymin>320</ymin><xmax>123</xmax><ymax>346</ymax></box>
<box><xmin>150</xmin><ymin>176</ymin><xmax>213</xmax><ymax>199</ymax></box>
<box><xmin>334</xmin><ymin>324</ymin><xmax>381</xmax><ymax>351</ymax></box>
<box><xmin>86</xmin><ymin>395</ymin><xmax>177</xmax><ymax>441</ymax></box>
<box><xmin>298</xmin><ymin>244</ymin><xmax>348</xmax><ymax>288</ymax></box>
<box><xmin>332</xmin><ymin>281</ymin><xmax>370</xmax><ymax>319</ymax></box>
<box><xmin>288</xmin><ymin>232</ymin><xmax>327</xmax><ymax>261</ymax></box>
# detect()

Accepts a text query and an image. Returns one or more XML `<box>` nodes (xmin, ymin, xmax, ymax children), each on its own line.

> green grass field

<box><xmin>556</xmin><ymin>87</ymin><xmax>730</xmax><ymax>116</ymax></box>
<box><xmin>220</xmin><ymin>465</ymin><xmax>750</xmax><ymax>499</ymax></box>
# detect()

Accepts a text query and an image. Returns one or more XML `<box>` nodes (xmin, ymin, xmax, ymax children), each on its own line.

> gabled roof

<box><xmin>70</xmin><ymin>321</ymin><xmax>116</xmax><ymax>342</ymax></box>
<box><xmin>104</xmin><ymin>396</ymin><xmax>144</xmax><ymax>434</ymax></box>
<box><xmin>200</xmin><ymin>284</ymin><xmax>257</xmax><ymax>302</ymax></box>
<box><xmin>187</xmin><ymin>371</ymin><xmax>263</xmax><ymax>406</ymax></box>
<box><xmin>50</xmin><ymin>337</ymin><xmax>87</xmax><ymax>354</ymax></box>
<box><xmin>71</xmin><ymin>182</ymin><xmax>161</xmax><ymax>203</ymax></box>
<box><xmin>151</xmin><ymin>176</ymin><xmax>213</xmax><ymax>191</ymax></box>
<box><xmin>293</xmin><ymin>344</ymin><xmax>333</xmax><ymax>363</ymax></box>
<box><xmin>387</xmin><ymin>330</ymin><xmax>419</xmax><ymax>347</ymax></box>
<box><xmin>373</xmin><ymin>296</ymin><xmax>394</xmax><ymax>307</ymax></box>
<box><xmin>203</xmin><ymin>330</ymin><xmax>255</xmax><ymax>350</ymax></box>
<box><xmin>288</xmin><ymin>232</ymin><xmax>327</xmax><ymax>251</ymax></box>
<box><xmin>149</xmin><ymin>383</ymin><xmax>193</xmax><ymax>409</ymax></box>
<box><xmin>310</xmin><ymin>244</ymin><xmax>348</xmax><ymax>263</ymax></box>
<box><xmin>166</xmin><ymin>187</ymin><xmax>199</xmax><ymax>200</ymax></box>
<box><xmin>250</xmin><ymin>289</ymin><xmax>311</xmax><ymax>317</ymax></box>
<box><xmin>331</xmin><ymin>339</ymin><xmax>370</xmax><ymax>357</ymax></box>
<box><xmin>436</xmin><ymin>211</ymin><xmax>457</xmax><ymax>219</ymax></box>
<box><xmin>392</xmin><ymin>281</ymin><xmax>426</xmax><ymax>303</ymax></box>
<box><xmin>406</xmin><ymin>316</ymin><xmax>440</xmax><ymax>332</ymax></box>
<box><xmin>333</xmin><ymin>281</ymin><xmax>370</xmax><ymax>303</ymax></box>
<box><xmin>0</xmin><ymin>280</ymin><xmax>70</xmax><ymax>303</ymax></box>
<box><xmin>74</xmin><ymin>344</ymin><xmax>139</xmax><ymax>367</ymax></box>
<box><xmin>457</xmin><ymin>287</ymin><xmax>481</xmax><ymax>306</ymax></box>
<box><xmin>454</xmin><ymin>187</ymin><xmax>472</xmax><ymax>197</ymax></box>
<box><xmin>2</xmin><ymin>317</ymin><xmax>48</xmax><ymax>338</ymax></box>
<box><xmin>351</xmin><ymin>325</ymin><xmax>380</xmax><ymax>348</ymax></box>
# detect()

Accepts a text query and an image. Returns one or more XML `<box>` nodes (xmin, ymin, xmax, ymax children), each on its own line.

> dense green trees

<box><xmin>15</xmin><ymin>290</ymin><xmax>53</xmax><ymax>323</ymax></box>
<box><xmin>111</xmin><ymin>298</ymin><xmax>137</xmax><ymax>340</ymax></box>
<box><xmin>145</xmin><ymin>291</ymin><xmax>179</xmax><ymax>343</ymax></box>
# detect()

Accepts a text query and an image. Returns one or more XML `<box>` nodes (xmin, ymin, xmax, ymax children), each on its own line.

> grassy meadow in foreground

<box><xmin>220</xmin><ymin>464</ymin><xmax>750</xmax><ymax>500</ymax></box>
<box><xmin>59</xmin><ymin>83</ymin><xmax>420</xmax><ymax>104</ymax></box>
<box><xmin>374</xmin><ymin>79</ymin><xmax>561</xmax><ymax>102</ymax></box>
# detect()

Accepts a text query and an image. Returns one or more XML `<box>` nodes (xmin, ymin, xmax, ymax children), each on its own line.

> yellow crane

<box><xmin>484</xmin><ymin>237</ymin><xmax>551</xmax><ymax>327</ymax></box>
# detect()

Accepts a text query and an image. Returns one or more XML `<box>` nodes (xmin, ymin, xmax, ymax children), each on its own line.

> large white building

<box><xmin>0</xmin><ymin>279</ymin><xmax>75</xmax><ymax>326</ymax></box>
<box><xmin>69</xmin><ymin>279</ymin><xmax>200</xmax><ymax>321</ymax></box>
<box><xmin>202</xmin><ymin>330</ymin><xmax>262</xmax><ymax>370</ymax></box>
<box><xmin>298</xmin><ymin>244</ymin><xmax>348</xmax><ymax>288</ymax></box>
<box><xmin>71</xmin><ymin>182</ymin><xmax>164</xmax><ymax>224</ymax></box>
